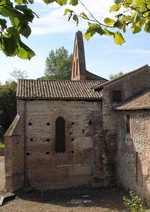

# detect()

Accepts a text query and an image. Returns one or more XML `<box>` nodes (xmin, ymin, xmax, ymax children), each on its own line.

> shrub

<box><xmin>123</xmin><ymin>191</ymin><xmax>145</xmax><ymax>212</ymax></box>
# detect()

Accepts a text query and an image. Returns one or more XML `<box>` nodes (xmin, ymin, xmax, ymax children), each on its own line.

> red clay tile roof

<box><xmin>17</xmin><ymin>79</ymin><xmax>103</xmax><ymax>100</ymax></box>
<box><xmin>116</xmin><ymin>91</ymin><xmax>150</xmax><ymax>110</ymax></box>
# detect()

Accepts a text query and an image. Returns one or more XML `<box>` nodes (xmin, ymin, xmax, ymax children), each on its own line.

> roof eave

<box><xmin>94</xmin><ymin>64</ymin><xmax>149</xmax><ymax>91</ymax></box>
<box><xmin>17</xmin><ymin>97</ymin><xmax>102</xmax><ymax>101</ymax></box>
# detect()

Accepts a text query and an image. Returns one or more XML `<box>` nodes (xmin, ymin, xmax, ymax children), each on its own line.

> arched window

<box><xmin>125</xmin><ymin>114</ymin><xmax>130</xmax><ymax>134</ymax></box>
<box><xmin>55</xmin><ymin>117</ymin><xmax>65</xmax><ymax>153</ymax></box>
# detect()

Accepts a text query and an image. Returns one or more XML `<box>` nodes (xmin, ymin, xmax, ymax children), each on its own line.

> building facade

<box><xmin>5</xmin><ymin>31</ymin><xmax>150</xmax><ymax>204</ymax></box>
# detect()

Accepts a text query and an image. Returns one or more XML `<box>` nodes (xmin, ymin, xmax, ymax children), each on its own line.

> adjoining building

<box><xmin>5</xmin><ymin>31</ymin><xmax>150</xmax><ymax>204</ymax></box>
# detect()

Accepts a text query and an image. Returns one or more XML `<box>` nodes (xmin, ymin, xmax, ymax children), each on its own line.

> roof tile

<box><xmin>17</xmin><ymin>80</ymin><xmax>103</xmax><ymax>100</ymax></box>
<box><xmin>116</xmin><ymin>91</ymin><xmax>150</xmax><ymax>110</ymax></box>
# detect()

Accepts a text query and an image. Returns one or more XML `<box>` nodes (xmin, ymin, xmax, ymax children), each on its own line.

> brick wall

<box><xmin>101</xmin><ymin>66</ymin><xmax>150</xmax><ymax>197</ymax></box>
<box><xmin>22</xmin><ymin>100</ymin><xmax>109</xmax><ymax>189</ymax></box>
<box><xmin>102</xmin><ymin>67</ymin><xmax>150</xmax><ymax>155</ymax></box>
<box><xmin>116</xmin><ymin>111</ymin><xmax>150</xmax><ymax>204</ymax></box>
<box><xmin>5</xmin><ymin>114</ymin><xmax>25</xmax><ymax>192</ymax></box>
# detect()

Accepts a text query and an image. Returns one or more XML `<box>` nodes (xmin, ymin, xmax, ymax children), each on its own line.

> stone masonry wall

<box><xmin>5</xmin><ymin>114</ymin><xmax>25</xmax><ymax>192</ymax></box>
<box><xmin>22</xmin><ymin>99</ymin><xmax>108</xmax><ymax>189</ymax></box>
<box><xmin>101</xmin><ymin>67</ymin><xmax>150</xmax><ymax>187</ymax></box>
<box><xmin>116</xmin><ymin>111</ymin><xmax>150</xmax><ymax>204</ymax></box>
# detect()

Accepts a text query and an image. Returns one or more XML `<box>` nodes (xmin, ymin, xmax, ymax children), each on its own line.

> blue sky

<box><xmin>1</xmin><ymin>0</ymin><xmax>150</xmax><ymax>83</ymax></box>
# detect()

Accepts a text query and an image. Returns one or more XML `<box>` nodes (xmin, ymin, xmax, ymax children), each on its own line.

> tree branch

<box><xmin>79</xmin><ymin>0</ymin><xmax>114</xmax><ymax>28</ymax></box>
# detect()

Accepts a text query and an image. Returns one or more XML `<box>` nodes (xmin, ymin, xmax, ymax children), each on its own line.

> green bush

<box><xmin>123</xmin><ymin>191</ymin><xmax>145</xmax><ymax>212</ymax></box>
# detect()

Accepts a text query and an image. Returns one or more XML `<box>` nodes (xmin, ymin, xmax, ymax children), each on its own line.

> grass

<box><xmin>0</xmin><ymin>140</ymin><xmax>4</xmax><ymax>147</ymax></box>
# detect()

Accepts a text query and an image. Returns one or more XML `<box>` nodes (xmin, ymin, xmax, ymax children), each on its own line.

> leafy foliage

<box><xmin>0</xmin><ymin>0</ymin><xmax>150</xmax><ymax>58</ymax></box>
<box><xmin>109</xmin><ymin>71</ymin><xmax>124</xmax><ymax>80</ymax></box>
<box><xmin>123</xmin><ymin>191</ymin><xmax>145</xmax><ymax>212</ymax></box>
<box><xmin>64</xmin><ymin>0</ymin><xmax>150</xmax><ymax>45</ymax></box>
<box><xmin>0</xmin><ymin>81</ymin><xmax>17</xmax><ymax>139</ymax></box>
<box><xmin>0</xmin><ymin>0</ymin><xmax>36</xmax><ymax>59</ymax></box>
<box><xmin>44</xmin><ymin>46</ymin><xmax>73</xmax><ymax>80</ymax></box>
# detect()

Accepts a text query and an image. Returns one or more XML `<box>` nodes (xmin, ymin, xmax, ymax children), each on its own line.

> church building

<box><xmin>5</xmin><ymin>31</ymin><xmax>150</xmax><ymax>204</ymax></box>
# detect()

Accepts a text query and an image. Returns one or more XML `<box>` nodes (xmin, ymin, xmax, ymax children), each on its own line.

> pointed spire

<box><xmin>71</xmin><ymin>31</ymin><xmax>86</xmax><ymax>80</ymax></box>
<box><xmin>71</xmin><ymin>31</ymin><xmax>108</xmax><ymax>82</ymax></box>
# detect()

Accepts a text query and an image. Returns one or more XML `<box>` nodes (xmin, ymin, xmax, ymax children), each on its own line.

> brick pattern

<box><xmin>101</xmin><ymin>65</ymin><xmax>150</xmax><ymax>204</ymax></box>
<box><xmin>116</xmin><ymin>111</ymin><xmax>150</xmax><ymax>204</ymax></box>
<box><xmin>71</xmin><ymin>31</ymin><xmax>108</xmax><ymax>82</ymax></box>
<box><xmin>24</xmin><ymin>100</ymin><xmax>108</xmax><ymax>189</ymax></box>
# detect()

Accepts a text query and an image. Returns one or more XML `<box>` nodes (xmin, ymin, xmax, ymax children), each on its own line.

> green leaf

<box><xmin>7</xmin><ymin>27</ymin><xmax>20</xmax><ymax>39</ymax></box>
<box><xmin>84</xmin><ymin>28</ymin><xmax>95</xmax><ymax>41</ymax></box>
<box><xmin>80</xmin><ymin>12</ymin><xmax>89</xmax><ymax>20</ymax></box>
<box><xmin>28</xmin><ymin>0</ymin><xmax>34</xmax><ymax>3</ymax></box>
<box><xmin>10</xmin><ymin>16</ymin><xmax>20</xmax><ymax>27</ymax></box>
<box><xmin>64</xmin><ymin>9</ymin><xmax>70</xmax><ymax>16</ymax></box>
<box><xmin>144</xmin><ymin>22</ymin><xmax>150</xmax><ymax>33</ymax></box>
<box><xmin>103</xmin><ymin>28</ymin><xmax>114</xmax><ymax>36</ymax></box>
<box><xmin>15</xmin><ymin>0</ymin><xmax>27</xmax><ymax>4</ymax></box>
<box><xmin>104</xmin><ymin>17</ymin><xmax>115</xmax><ymax>26</ymax></box>
<box><xmin>114</xmin><ymin>32</ymin><xmax>125</xmax><ymax>45</ymax></box>
<box><xmin>18</xmin><ymin>23</ymin><xmax>31</xmax><ymax>38</ymax></box>
<box><xmin>43</xmin><ymin>0</ymin><xmax>54</xmax><ymax>4</ymax></box>
<box><xmin>114</xmin><ymin>19</ymin><xmax>124</xmax><ymax>29</ymax></box>
<box><xmin>64</xmin><ymin>9</ymin><xmax>73</xmax><ymax>22</ymax></box>
<box><xmin>0</xmin><ymin>34</ymin><xmax>17</xmax><ymax>56</ymax></box>
<box><xmin>134</xmin><ymin>0</ymin><xmax>144</xmax><ymax>7</ymax></box>
<box><xmin>15</xmin><ymin>5</ymin><xmax>34</xmax><ymax>22</ymax></box>
<box><xmin>69</xmin><ymin>0</ymin><xmax>78</xmax><ymax>6</ymax></box>
<box><xmin>84</xmin><ymin>23</ymin><xmax>104</xmax><ymax>40</ymax></box>
<box><xmin>55</xmin><ymin>0</ymin><xmax>67</xmax><ymax>5</ymax></box>
<box><xmin>0</xmin><ymin>3</ymin><xmax>15</xmax><ymax>18</ymax></box>
<box><xmin>110</xmin><ymin>4</ymin><xmax>121</xmax><ymax>12</ymax></box>
<box><xmin>73</xmin><ymin>14</ymin><xmax>79</xmax><ymax>25</ymax></box>
<box><xmin>17</xmin><ymin>41</ymin><xmax>35</xmax><ymax>60</ymax></box>
<box><xmin>131</xmin><ymin>23</ymin><xmax>142</xmax><ymax>34</ymax></box>
<box><xmin>43</xmin><ymin>0</ymin><xmax>67</xmax><ymax>5</ymax></box>
<box><xmin>135</xmin><ymin>13</ymin><xmax>141</xmax><ymax>22</ymax></box>
<box><xmin>0</xmin><ymin>19</ymin><xmax>7</xmax><ymax>30</ymax></box>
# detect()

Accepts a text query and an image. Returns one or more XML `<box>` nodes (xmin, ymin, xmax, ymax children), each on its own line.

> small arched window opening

<box><xmin>125</xmin><ymin>114</ymin><xmax>130</xmax><ymax>134</ymax></box>
<box><xmin>76</xmin><ymin>59</ymin><xmax>78</xmax><ymax>75</ymax></box>
<box><xmin>55</xmin><ymin>117</ymin><xmax>65</xmax><ymax>153</ymax></box>
<box><xmin>73</xmin><ymin>61</ymin><xmax>75</xmax><ymax>77</ymax></box>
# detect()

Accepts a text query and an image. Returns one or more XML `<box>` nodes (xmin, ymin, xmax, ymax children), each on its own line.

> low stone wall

<box><xmin>0</xmin><ymin>147</ymin><xmax>4</xmax><ymax>156</ymax></box>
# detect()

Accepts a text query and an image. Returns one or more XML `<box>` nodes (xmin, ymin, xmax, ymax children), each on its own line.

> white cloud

<box><xmin>30</xmin><ymin>0</ymin><xmax>114</xmax><ymax>36</ymax></box>
<box><xmin>129</xmin><ymin>49</ymin><xmax>150</xmax><ymax>54</ymax></box>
